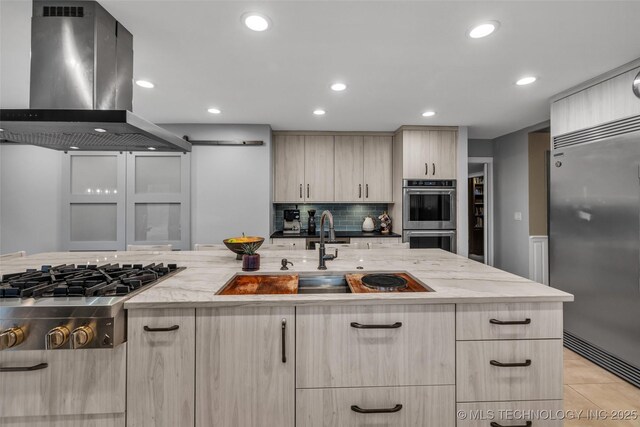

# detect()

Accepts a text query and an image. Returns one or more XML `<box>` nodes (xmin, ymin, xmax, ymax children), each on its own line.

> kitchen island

<box><xmin>0</xmin><ymin>249</ymin><xmax>572</xmax><ymax>427</ymax></box>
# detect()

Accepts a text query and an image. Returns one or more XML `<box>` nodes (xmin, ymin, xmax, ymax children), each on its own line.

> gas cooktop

<box><xmin>0</xmin><ymin>263</ymin><xmax>180</xmax><ymax>300</ymax></box>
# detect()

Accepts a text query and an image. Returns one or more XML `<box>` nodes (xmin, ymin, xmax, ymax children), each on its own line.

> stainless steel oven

<box><xmin>402</xmin><ymin>180</ymin><xmax>456</xmax><ymax>230</ymax></box>
<box><xmin>403</xmin><ymin>230</ymin><xmax>457</xmax><ymax>252</ymax></box>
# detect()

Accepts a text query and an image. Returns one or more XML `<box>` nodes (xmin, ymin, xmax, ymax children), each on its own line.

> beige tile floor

<box><xmin>563</xmin><ymin>347</ymin><xmax>640</xmax><ymax>426</ymax></box>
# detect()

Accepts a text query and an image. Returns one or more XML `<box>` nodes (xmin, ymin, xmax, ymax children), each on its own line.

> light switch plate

<box><xmin>514</xmin><ymin>212</ymin><xmax>522</xmax><ymax>221</ymax></box>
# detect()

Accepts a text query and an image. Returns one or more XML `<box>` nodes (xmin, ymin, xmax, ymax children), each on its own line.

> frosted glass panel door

<box><xmin>127</xmin><ymin>153</ymin><xmax>190</xmax><ymax>250</ymax></box>
<box><xmin>63</xmin><ymin>153</ymin><xmax>126</xmax><ymax>250</ymax></box>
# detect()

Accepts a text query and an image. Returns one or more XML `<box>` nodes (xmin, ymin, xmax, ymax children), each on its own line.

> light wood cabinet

<box><xmin>457</xmin><ymin>400</ymin><xmax>563</xmax><ymax>427</ymax></box>
<box><xmin>0</xmin><ymin>414</ymin><xmax>124</xmax><ymax>427</ymax></box>
<box><xmin>334</xmin><ymin>136</ymin><xmax>365</xmax><ymax>201</ymax></box>
<box><xmin>274</xmin><ymin>135</ymin><xmax>305</xmax><ymax>202</ymax></box>
<box><xmin>0</xmin><ymin>346</ymin><xmax>125</xmax><ymax>418</ymax></box>
<box><xmin>304</xmin><ymin>135</ymin><xmax>334</xmax><ymax>202</ymax></box>
<box><xmin>363</xmin><ymin>136</ymin><xmax>393</xmax><ymax>201</ymax></box>
<box><xmin>456</xmin><ymin>339</ymin><xmax>563</xmax><ymax>402</ymax></box>
<box><xmin>334</xmin><ymin>136</ymin><xmax>393</xmax><ymax>202</ymax></box>
<box><xmin>274</xmin><ymin>133</ymin><xmax>393</xmax><ymax>203</ymax></box>
<box><xmin>126</xmin><ymin>308</ymin><xmax>195</xmax><ymax>427</ymax></box>
<box><xmin>296</xmin><ymin>304</ymin><xmax>455</xmax><ymax>388</ymax></box>
<box><xmin>297</xmin><ymin>385</ymin><xmax>455</xmax><ymax>427</ymax></box>
<box><xmin>268</xmin><ymin>237</ymin><xmax>305</xmax><ymax>249</ymax></box>
<box><xmin>196</xmin><ymin>306</ymin><xmax>295</xmax><ymax>427</ymax></box>
<box><xmin>401</xmin><ymin>129</ymin><xmax>457</xmax><ymax>179</ymax></box>
<box><xmin>456</xmin><ymin>302</ymin><xmax>563</xmax><ymax>341</ymax></box>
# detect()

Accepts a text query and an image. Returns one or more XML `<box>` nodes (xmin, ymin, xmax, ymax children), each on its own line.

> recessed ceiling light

<box><xmin>135</xmin><ymin>80</ymin><xmax>154</xmax><ymax>89</ymax></box>
<box><xmin>0</xmin><ymin>128</ymin><xmax>4</xmax><ymax>132</ymax></box>
<box><xmin>69</xmin><ymin>146</ymin><xmax>79</xmax><ymax>150</ymax></box>
<box><xmin>313</xmin><ymin>109</ymin><xmax>326</xmax><ymax>116</ymax></box>
<box><xmin>516</xmin><ymin>76</ymin><xmax>537</xmax><ymax>86</ymax></box>
<box><xmin>94</xmin><ymin>128</ymin><xmax>106</xmax><ymax>133</ymax></box>
<box><xmin>468</xmin><ymin>21</ymin><xmax>500</xmax><ymax>39</ymax></box>
<box><xmin>243</xmin><ymin>13</ymin><xmax>270</xmax><ymax>32</ymax></box>
<box><xmin>422</xmin><ymin>111</ymin><xmax>436</xmax><ymax>117</ymax></box>
<box><xmin>207</xmin><ymin>108</ymin><xmax>221</xmax><ymax>114</ymax></box>
<box><xmin>331</xmin><ymin>83</ymin><xmax>347</xmax><ymax>92</ymax></box>
<box><xmin>147</xmin><ymin>147</ymin><xmax>157</xmax><ymax>151</ymax></box>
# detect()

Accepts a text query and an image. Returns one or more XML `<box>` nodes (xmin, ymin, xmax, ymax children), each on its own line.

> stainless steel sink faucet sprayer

<box><xmin>318</xmin><ymin>210</ymin><xmax>338</xmax><ymax>270</ymax></box>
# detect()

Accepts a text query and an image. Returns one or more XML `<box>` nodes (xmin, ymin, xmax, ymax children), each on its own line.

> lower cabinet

<box><xmin>297</xmin><ymin>385</ymin><xmax>455</xmax><ymax>427</ymax></box>
<box><xmin>268</xmin><ymin>238</ymin><xmax>305</xmax><ymax>249</ymax></box>
<box><xmin>126</xmin><ymin>308</ymin><xmax>195</xmax><ymax>427</ymax></box>
<box><xmin>196</xmin><ymin>306</ymin><xmax>295</xmax><ymax>427</ymax></box>
<box><xmin>457</xmin><ymin>400</ymin><xmax>563</xmax><ymax>427</ymax></box>
<box><xmin>0</xmin><ymin>414</ymin><xmax>124</xmax><ymax>427</ymax></box>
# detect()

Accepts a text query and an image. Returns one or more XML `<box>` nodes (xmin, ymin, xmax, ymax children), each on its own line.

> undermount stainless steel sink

<box><xmin>297</xmin><ymin>274</ymin><xmax>351</xmax><ymax>294</ymax></box>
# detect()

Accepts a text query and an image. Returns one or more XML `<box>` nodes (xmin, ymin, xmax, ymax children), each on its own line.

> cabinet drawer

<box><xmin>457</xmin><ymin>400</ymin><xmax>563</xmax><ymax>427</ymax></box>
<box><xmin>0</xmin><ymin>413</ymin><xmax>125</xmax><ymax>427</ymax></box>
<box><xmin>127</xmin><ymin>308</ymin><xmax>195</xmax><ymax>427</ymax></box>
<box><xmin>297</xmin><ymin>385</ymin><xmax>455</xmax><ymax>427</ymax></box>
<box><xmin>0</xmin><ymin>345</ymin><xmax>125</xmax><ymax>417</ymax></box>
<box><xmin>296</xmin><ymin>304</ymin><xmax>455</xmax><ymax>388</ymax></box>
<box><xmin>457</xmin><ymin>340</ymin><xmax>563</xmax><ymax>402</ymax></box>
<box><xmin>456</xmin><ymin>303</ymin><xmax>562</xmax><ymax>341</ymax></box>
<box><xmin>269</xmin><ymin>238</ymin><xmax>304</xmax><ymax>249</ymax></box>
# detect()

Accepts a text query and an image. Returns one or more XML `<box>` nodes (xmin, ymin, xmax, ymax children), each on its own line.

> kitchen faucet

<box><xmin>318</xmin><ymin>210</ymin><xmax>338</xmax><ymax>270</ymax></box>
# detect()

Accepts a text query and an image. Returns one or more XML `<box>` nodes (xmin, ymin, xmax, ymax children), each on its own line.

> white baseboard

<box><xmin>529</xmin><ymin>235</ymin><xmax>549</xmax><ymax>285</ymax></box>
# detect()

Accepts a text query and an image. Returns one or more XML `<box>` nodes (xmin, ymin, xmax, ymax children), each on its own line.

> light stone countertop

<box><xmin>0</xmin><ymin>249</ymin><xmax>573</xmax><ymax>308</ymax></box>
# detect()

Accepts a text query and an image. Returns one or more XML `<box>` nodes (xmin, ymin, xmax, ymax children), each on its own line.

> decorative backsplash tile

<box><xmin>273</xmin><ymin>203</ymin><xmax>391</xmax><ymax>232</ymax></box>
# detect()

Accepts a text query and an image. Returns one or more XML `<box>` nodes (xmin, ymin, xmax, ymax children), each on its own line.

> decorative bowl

<box><xmin>223</xmin><ymin>236</ymin><xmax>265</xmax><ymax>260</ymax></box>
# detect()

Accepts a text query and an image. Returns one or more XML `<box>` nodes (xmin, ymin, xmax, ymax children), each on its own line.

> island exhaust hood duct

<box><xmin>0</xmin><ymin>0</ymin><xmax>191</xmax><ymax>152</ymax></box>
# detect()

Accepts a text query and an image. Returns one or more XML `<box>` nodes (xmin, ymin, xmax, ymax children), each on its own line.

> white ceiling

<box><xmin>1</xmin><ymin>1</ymin><xmax>640</xmax><ymax>139</ymax></box>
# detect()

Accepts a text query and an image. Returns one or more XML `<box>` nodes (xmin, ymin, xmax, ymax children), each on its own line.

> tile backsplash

<box><xmin>273</xmin><ymin>204</ymin><xmax>391</xmax><ymax>232</ymax></box>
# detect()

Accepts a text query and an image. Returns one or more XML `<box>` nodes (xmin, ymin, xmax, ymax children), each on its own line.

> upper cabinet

<box><xmin>274</xmin><ymin>135</ymin><xmax>306</xmax><ymax>202</ymax></box>
<box><xmin>304</xmin><ymin>136</ymin><xmax>335</xmax><ymax>202</ymax></box>
<box><xmin>401</xmin><ymin>129</ymin><xmax>457</xmax><ymax>180</ymax></box>
<box><xmin>274</xmin><ymin>133</ymin><xmax>393</xmax><ymax>203</ymax></box>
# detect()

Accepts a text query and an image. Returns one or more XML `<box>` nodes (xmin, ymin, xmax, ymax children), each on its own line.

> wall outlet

<box><xmin>514</xmin><ymin>212</ymin><xmax>522</xmax><ymax>221</ymax></box>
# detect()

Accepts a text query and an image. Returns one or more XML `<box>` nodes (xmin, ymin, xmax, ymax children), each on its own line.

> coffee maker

<box><xmin>283</xmin><ymin>209</ymin><xmax>302</xmax><ymax>234</ymax></box>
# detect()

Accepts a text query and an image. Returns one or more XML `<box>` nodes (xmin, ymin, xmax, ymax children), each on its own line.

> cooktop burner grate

<box><xmin>361</xmin><ymin>274</ymin><xmax>408</xmax><ymax>291</ymax></box>
<box><xmin>0</xmin><ymin>263</ymin><xmax>179</xmax><ymax>299</ymax></box>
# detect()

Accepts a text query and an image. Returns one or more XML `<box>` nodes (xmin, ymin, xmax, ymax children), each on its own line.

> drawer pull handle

<box><xmin>351</xmin><ymin>404</ymin><xmax>403</xmax><ymax>414</ymax></box>
<box><xmin>144</xmin><ymin>325</ymin><xmax>179</xmax><ymax>332</ymax></box>
<box><xmin>350</xmin><ymin>322</ymin><xmax>402</xmax><ymax>329</ymax></box>
<box><xmin>0</xmin><ymin>362</ymin><xmax>48</xmax><ymax>373</ymax></box>
<box><xmin>489</xmin><ymin>318</ymin><xmax>531</xmax><ymax>325</ymax></box>
<box><xmin>490</xmin><ymin>359</ymin><xmax>532</xmax><ymax>367</ymax></box>
<box><xmin>490</xmin><ymin>422</ymin><xmax>532</xmax><ymax>427</ymax></box>
<box><xmin>281</xmin><ymin>318</ymin><xmax>287</xmax><ymax>364</ymax></box>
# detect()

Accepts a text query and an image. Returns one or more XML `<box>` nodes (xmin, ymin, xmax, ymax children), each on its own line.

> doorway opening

<box><xmin>467</xmin><ymin>157</ymin><xmax>494</xmax><ymax>265</ymax></box>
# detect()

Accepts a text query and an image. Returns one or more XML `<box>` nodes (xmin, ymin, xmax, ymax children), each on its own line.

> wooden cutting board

<box><xmin>218</xmin><ymin>274</ymin><xmax>298</xmax><ymax>295</ymax></box>
<box><xmin>345</xmin><ymin>273</ymin><xmax>430</xmax><ymax>293</ymax></box>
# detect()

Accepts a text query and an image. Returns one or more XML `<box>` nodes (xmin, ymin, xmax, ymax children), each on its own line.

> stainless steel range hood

<box><xmin>0</xmin><ymin>0</ymin><xmax>191</xmax><ymax>152</ymax></box>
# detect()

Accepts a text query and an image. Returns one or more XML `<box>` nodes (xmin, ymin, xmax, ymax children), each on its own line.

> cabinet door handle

<box><xmin>490</xmin><ymin>359</ymin><xmax>532</xmax><ymax>367</ymax></box>
<box><xmin>350</xmin><ymin>321</ymin><xmax>402</xmax><ymax>329</ymax></box>
<box><xmin>359</xmin><ymin>184</ymin><xmax>362</xmax><ymax>198</ymax></box>
<box><xmin>490</xmin><ymin>318</ymin><xmax>531</xmax><ymax>325</ymax></box>
<box><xmin>307</xmin><ymin>184</ymin><xmax>310</xmax><ymax>198</ymax></box>
<box><xmin>299</xmin><ymin>184</ymin><xmax>303</xmax><ymax>199</ymax></box>
<box><xmin>0</xmin><ymin>362</ymin><xmax>48</xmax><ymax>372</ymax></box>
<box><xmin>491</xmin><ymin>422</ymin><xmax>532</xmax><ymax>427</ymax></box>
<box><xmin>281</xmin><ymin>318</ymin><xmax>287</xmax><ymax>363</ymax></box>
<box><xmin>432</xmin><ymin>163</ymin><xmax>435</xmax><ymax>176</ymax></box>
<box><xmin>365</xmin><ymin>184</ymin><xmax>369</xmax><ymax>198</ymax></box>
<box><xmin>425</xmin><ymin>162</ymin><xmax>429</xmax><ymax>175</ymax></box>
<box><xmin>351</xmin><ymin>404</ymin><xmax>403</xmax><ymax>414</ymax></box>
<box><xmin>143</xmin><ymin>325</ymin><xmax>179</xmax><ymax>332</ymax></box>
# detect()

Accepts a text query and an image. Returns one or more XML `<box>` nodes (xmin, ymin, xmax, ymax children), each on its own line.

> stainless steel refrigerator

<box><xmin>550</xmin><ymin>122</ymin><xmax>640</xmax><ymax>387</ymax></box>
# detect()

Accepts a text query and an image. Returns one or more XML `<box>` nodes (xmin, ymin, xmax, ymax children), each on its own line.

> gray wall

<box><xmin>160</xmin><ymin>124</ymin><xmax>272</xmax><ymax>246</ymax></box>
<box><xmin>0</xmin><ymin>145</ymin><xmax>63</xmax><ymax>255</ymax></box>
<box><xmin>468</xmin><ymin>139</ymin><xmax>493</xmax><ymax>158</ymax></box>
<box><xmin>492</xmin><ymin>121</ymin><xmax>549</xmax><ymax>278</ymax></box>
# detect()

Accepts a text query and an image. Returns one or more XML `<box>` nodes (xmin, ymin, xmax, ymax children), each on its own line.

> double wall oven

<box><xmin>402</xmin><ymin>179</ymin><xmax>456</xmax><ymax>251</ymax></box>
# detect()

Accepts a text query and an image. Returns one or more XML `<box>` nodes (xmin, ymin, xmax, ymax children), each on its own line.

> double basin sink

<box><xmin>217</xmin><ymin>273</ymin><xmax>351</xmax><ymax>295</ymax></box>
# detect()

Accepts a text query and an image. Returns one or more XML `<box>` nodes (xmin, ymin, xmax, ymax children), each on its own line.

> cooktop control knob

<box><xmin>71</xmin><ymin>326</ymin><xmax>95</xmax><ymax>349</ymax></box>
<box><xmin>46</xmin><ymin>326</ymin><xmax>70</xmax><ymax>349</ymax></box>
<box><xmin>0</xmin><ymin>327</ymin><xmax>25</xmax><ymax>350</ymax></box>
